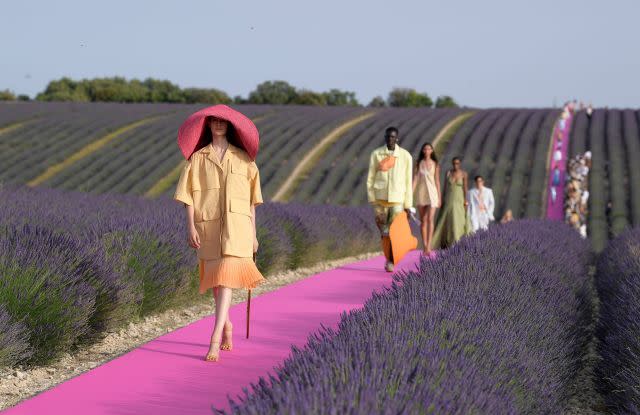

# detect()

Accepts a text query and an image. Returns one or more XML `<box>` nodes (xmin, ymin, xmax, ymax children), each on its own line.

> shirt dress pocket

<box><xmin>198</xmin><ymin>219</ymin><xmax>222</xmax><ymax>256</ymax></box>
<box><xmin>224</xmin><ymin>197</ymin><xmax>253</xmax><ymax>255</ymax></box>
<box><xmin>192</xmin><ymin>163</ymin><xmax>222</xmax><ymax>224</ymax></box>
<box><xmin>229</xmin><ymin>160</ymin><xmax>250</xmax><ymax>200</ymax></box>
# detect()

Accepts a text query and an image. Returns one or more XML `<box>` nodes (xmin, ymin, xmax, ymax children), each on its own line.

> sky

<box><xmin>1</xmin><ymin>0</ymin><xmax>639</xmax><ymax>108</ymax></box>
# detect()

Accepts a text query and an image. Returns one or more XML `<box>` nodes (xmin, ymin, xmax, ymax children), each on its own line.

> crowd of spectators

<box><xmin>565</xmin><ymin>151</ymin><xmax>591</xmax><ymax>238</ymax></box>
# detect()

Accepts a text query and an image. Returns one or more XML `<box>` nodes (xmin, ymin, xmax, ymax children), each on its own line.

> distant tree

<box><xmin>248</xmin><ymin>80</ymin><xmax>298</xmax><ymax>105</ymax></box>
<box><xmin>368</xmin><ymin>96</ymin><xmax>386</xmax><ymax>107</ymax></box>
<box><xmin>87</xmin><ymin>77</ymin><xmax>131</xmax><ymax>102</ymax></box>
<box><xmin>36</xmin><ymin>77</ymin><xmax>90</xmax><ymax>101</ymax></box>
<box><xmin>233</xmin><ymin>95</ymin><xmax>247</xmax><ymax>104</ymax></box>
<box><xmin>143</xmin><ymin>78</ymin><xmax>184</xmax><ymax>103</ymax></box>
<box><xmin>34</xmin><ymin>77</ymin><xmax>441</xmax><ymax>108</ymax></box>
<box><xmin>183</xmin><ymin>88</ymin><xmax>232</xmax><ymax>104</ymax></box>
<box><xmin>125</xmin><ymin>79</ymin><xmax>151</xmax><ymax>102</ymax></box>
<box><xmin>36</xmin><ymin>77</ymin><xmax>234</xmax><ymax>103</ymax></box>
<box><xmin>294</xmin><ymin>90</ymin><xmax>327</xmax><ymax>105</ymax></box>
<box><xmin>0</xmin><ymin>89</ymin><xmax>16</xmax><ymax>101</ymax></box>
<box><xmin>322</xmin><ymin>89</ymin><xmax>359</xmax><ymax>106</ymax></box>
<box><xmin>435</xmin><ymin>95</ymin><xmax>458</xmax><ymax>108</ymax></box>
<box><xmin>17</xmin><ymin>94</ymin><xmax>31</xmax><ymax>101</ymax></box>
<box><xmin>388</xmin><ymin>88</ymin><xmax>433</xmax><ymax>107</ymax></box>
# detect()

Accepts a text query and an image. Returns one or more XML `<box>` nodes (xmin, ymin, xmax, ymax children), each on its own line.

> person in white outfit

<box><xmin>468</xmin><ymin>175</ymin><xmax>495</xmax><ymax>232</ymax></box>
<box><xmin>581</xmin><ymin>190</ymin><xmax>589</xmax><ymax>206</ymax></box>
<box><xmin>577</xmin><ymin>157</ymin><xmax>589</xmax><ymax>177</ymax></box>
<box><xmin>554</xmin><ymin>148</ymin><xmax>563</xmax><ymax>163</ymax></box>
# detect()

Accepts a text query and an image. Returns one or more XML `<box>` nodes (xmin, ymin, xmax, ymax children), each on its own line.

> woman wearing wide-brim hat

<box><xmin>174</xmin><ymin>104</ymin><xmax>264</xmax><ymax>362</ymax></box>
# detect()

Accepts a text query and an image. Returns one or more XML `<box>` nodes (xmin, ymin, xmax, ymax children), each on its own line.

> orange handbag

<box><xmin>378</xmin><ymin>155</ymin><xmax>396</xmax><ymax>171</ymax></box>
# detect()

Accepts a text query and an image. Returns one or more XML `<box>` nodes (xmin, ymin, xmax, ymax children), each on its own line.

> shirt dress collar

<box><xmin>201</xmin><ymin>142</ymin><xmax>239</xmax><ymax>168</ymax></box>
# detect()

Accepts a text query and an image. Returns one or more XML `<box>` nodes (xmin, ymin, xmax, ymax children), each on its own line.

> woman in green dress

<box><xmin>432</xmin><ymin>157</ymin><xmax>471</xmax><ymax>249</ymax></box>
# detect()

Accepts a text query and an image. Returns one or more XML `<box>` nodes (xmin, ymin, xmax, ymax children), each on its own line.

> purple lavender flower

<box><xmin>218</xmin><ymin>220</ymin><xmax>591</xmax><ymax>414</ymax></box>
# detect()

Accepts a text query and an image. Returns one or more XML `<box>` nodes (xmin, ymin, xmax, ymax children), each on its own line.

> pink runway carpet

<box><xmin>546</xmin><ymin>112</ymin><xmax>573</xmax><ymax>220</ymax></box>
<box><xmin>3</xmin><ymin>252</ymin><xmax>421</xmax><ymax>415</ymax></box>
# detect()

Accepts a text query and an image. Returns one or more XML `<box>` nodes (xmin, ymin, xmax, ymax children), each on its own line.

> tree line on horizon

<box><xmin>0</xmin><ymin>77</ymin><xmax>459</xmax><ymax>108</ymax></box>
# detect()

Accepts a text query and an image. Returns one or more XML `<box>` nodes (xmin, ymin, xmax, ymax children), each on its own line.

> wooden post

<box><xmin>246</xmin><ymin>289</ymin><xmax>251</xmax><ymax>339</ymax></box>
<box><xmin>247</xmin><ymin>252</ymin><xmax>256</xmax><ymax>339</ymax></box>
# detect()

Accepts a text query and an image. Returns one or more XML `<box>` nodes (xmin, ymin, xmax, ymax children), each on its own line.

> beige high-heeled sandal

<box><xmin>205</xmin><ymin>341</ymin><xmax>221</xmax><ymax>362</ymax></box>
<box><xmin>221</xmin><ymin>323</ymin><xmax>233</xmax><ymax>351</ymax></box>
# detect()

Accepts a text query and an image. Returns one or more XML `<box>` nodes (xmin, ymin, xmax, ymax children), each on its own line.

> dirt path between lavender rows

<box><xmin>0</xmin><ymin>252</ymin><xmax>380</xmax><ymax>411</ymax></box>
<box><xmin>563</xmin><ymin>267</ymin><xmax>606</xmax><ymax>415</ymax></box>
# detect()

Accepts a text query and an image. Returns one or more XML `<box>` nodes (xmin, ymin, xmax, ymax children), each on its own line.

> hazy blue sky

<box><xmin>2</xmin><ymin>0</ymin><xmax>638</xmax><ymax>107</ymax></box>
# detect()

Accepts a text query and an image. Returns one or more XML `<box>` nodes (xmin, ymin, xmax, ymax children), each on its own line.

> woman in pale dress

<box><xmin>413</xmin><ymin>143</ymin><xmax>441</xmax><ymax>255</ymax></box>
<box><xmin>432</xmin><ymin>157</ymin><xmax>471</xmax><ymax>249</ymax></box>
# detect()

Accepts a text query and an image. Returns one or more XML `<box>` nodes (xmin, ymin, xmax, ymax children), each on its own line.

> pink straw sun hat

<box><xmin>177</xmin><ymin>104</ymin><xmax>259</xmax><ymax>160</ymax></box>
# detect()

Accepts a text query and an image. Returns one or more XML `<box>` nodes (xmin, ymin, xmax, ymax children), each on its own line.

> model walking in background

<box><xmin>432</xmin><ymin>157</ymin><xmax>470</xmax><ymax>249</ymax></box>
<box><xmin>413</xmin><ymin>142</ymin><xmax>441</xmax><ymax>255</ymax></box>
<box><xmin>366</xmin><ymin>127</ymin><xmax>415</xmax><ymax>272</ymax></box>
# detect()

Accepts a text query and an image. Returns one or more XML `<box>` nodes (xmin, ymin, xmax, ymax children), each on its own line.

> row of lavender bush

<box><xmin>219</xmin><ymin>220</ymin><xmax>592</xmax><ymax>414</ymax></box>
<box><xmin>595</xmin><ymin>227</ymin><xmax>640</xmax><ymax>413</ymax></box>
<box><xmin>0</xmin><ymin>185</ymin><xmax>379</xmax><ymax>366</ymax></box>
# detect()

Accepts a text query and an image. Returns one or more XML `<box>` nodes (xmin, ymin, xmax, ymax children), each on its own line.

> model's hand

<box><xmin>253</xmin><ymin>237</ymin><xmax>259</xmax><ymax>253</ymax></box>
<box><xmin>464</xmin><ymin>201</ymin><xmax>469</xmax><ymax>207</ymax></box>
<box><xmin>188</xmin><ymin>225</ymin><xmax>201</xmax><ymax>249</ymax></box>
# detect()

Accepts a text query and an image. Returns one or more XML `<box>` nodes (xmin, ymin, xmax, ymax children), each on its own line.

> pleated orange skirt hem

<box><xmin>198</xmin><ymin>256</ymin><xmax>265</xmax><ymax>294</ymax></box>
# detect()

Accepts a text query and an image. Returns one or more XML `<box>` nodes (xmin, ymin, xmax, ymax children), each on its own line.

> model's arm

<box><xmin>251</xmin><ymin>205</ymin><xmax>258</xmax><ymax>253</ymax></box>
<box><xmin>442</xmin><ymin>170</ymin><xmax>449</xmax><ymax>201</ymax></box>
<box><xmin>184</xmin><ymin>204</ymin><xmax>200</xmax><ymax>249</ymax></box>
<box><xmin>249</xmin><ymin>162</ymin><xmax>263</xmax><ymax>253</ymax></box>
<box><xmin>463</xmin><ymin>172</ymin><xmax>469</xmax><ymax>207</ymax></box>
<box><xmin>174</xmin><ymin>160</ymin><xmax>200</xmax><ymax>249</ymax></box>
<box><xmin>412</xmin><ymin>164</ymin><xmax>418</xmax><ymax>193</ymax></box>
<box><xmin>488</xmin><ymin>190</ymin><xmax>496</xmax><ymax>220</ymax></box>
<box><xmin>435</xmin><ymin>163</ymin><xmax>441</xmax><ymax>201</ymax></box>
<box><xmin>366</xmin><ymin>151</ymin><xmax>377</xmax><ymax>204</ymax></box>
<box><xmin>404</xmin><ymin>152</ymin><xmax>413</xmax><ymax>209</ymax></box>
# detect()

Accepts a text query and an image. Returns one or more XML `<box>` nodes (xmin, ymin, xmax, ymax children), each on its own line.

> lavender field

<box><xmin>3</xmin><ymin>102</ymin><xmax>640</xmax><ymax>413</ymax></box>
<box><xmin>595</xmin><ymin>227</ymin><xmax>640</xmax><ymax>413</ymax></box>
<box><xmin>5</xmin><ymin>102</ymin><xmax>618</xmax><ymax>227</ymax></box>
<box><xmin>1</xmin><ymin>102</ymin><xmax>564</xmax><ymax>215</ymax></box>
<box><xmin>0</xmin><ymin>185</ymin><xmax>379</xmax><ymax>366</ymax></box>
<box><xmin>2</xmin><ymin>192</ymin><xmax>640</xmax><ymax>413</ymax></box>
<box><xmin>0</xmin><ymin>102</ymin><xmax>365</xmax><ymax>198</ymax></box>
<box><xmin>569</xmin><ymin>109</ymin><xmax>640</xmax><ymax>251</ymax></box>
<box><xmin>0</xmin><ymin>102</ymin><xmax>203</xmax><ymax>186</ymax></box>
<box><xmin>439</xmin><ymin>108</ymin><xmax>558</xmax><ymax>219</ymax></box>
<box><xmin>219</xmin><ymin>220</ymin><xmax>594</xmax><ymax>414</ymax></box>
<box><xmin>1</xmin><ymin>102</ymin><xmax>587</xmax><ymax>224</ymax></box>
<box><xmin>290</xmin><ymin>107</ymin><xmax>464</xmax><ymax>205</ymax></box>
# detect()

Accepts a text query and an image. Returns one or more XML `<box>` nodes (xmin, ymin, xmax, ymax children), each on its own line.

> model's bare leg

<box><xmin>374</xmin><ymin>208</ymin><xmax>393</xmax><ymax>270</ymax></box>
<box><xmin>212</xmin><ymin>288</ymin><xmax>233</xmax><ymax>351</ymax></box>
<box><xmin>374</xmin><ymin>212</ymin><xmax>385</xmax><ymax>234</ymax></box>
<box><xmin>206</xmin><ymin>286</ymin><xmax>233</xmax><ymax>362</ymax></box>
<box><xmin>425</xmin><ymin>206</ymin><xmax>436</xmax><ymax>254</ymax></box>
<box><xmin>221</xmin><ymin>321</ymin><xmax>233</xmax><ymax>351</ymax></box>
<box><xmin>418</xmin><ymin>205</ymin><xmax>428</xmax><ymax>254</ymax></box>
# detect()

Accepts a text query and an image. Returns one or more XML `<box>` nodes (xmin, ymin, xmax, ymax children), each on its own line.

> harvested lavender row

<box><xmin>595</xmin><ymin>227</ymin><xmax>640</xmax><ymax>413</ymax></box>
<box><xmin>569</xmin><ymin>109</ymin><xmax>640</xmax><ymax>252</ymax></box>
<box><xmin>0</xmin><ymin>185</ymin><xmax>380</xmax><ymax>367</ymax></box>
<box><xmin>221</xmin><ymin>220</ymin><xmax>592</xmax><ymax>414</ymax></box>
<box><xmin>295</xmin><ymin>107</ymin><xmax>464</xmax><ymax>205</ymax></box>
<box><xmin>439</xmin><ymin>108</ymin><xmax>559</xmax><ymax>219</ymax></box>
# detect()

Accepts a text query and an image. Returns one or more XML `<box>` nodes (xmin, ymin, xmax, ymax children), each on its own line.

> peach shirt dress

<box><xmin>174</xmin><ymin>142</ymin><xmax>265</xmax><ymax>293</ymax></box>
